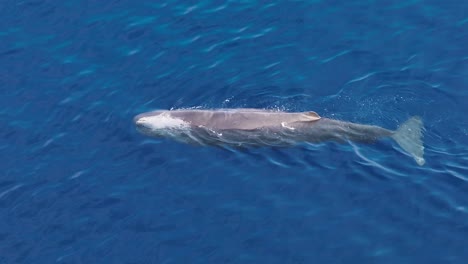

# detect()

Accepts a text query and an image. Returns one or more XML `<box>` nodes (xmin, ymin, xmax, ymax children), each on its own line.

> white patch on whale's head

<box><xmin>137</xmin><ymin>114</ymin><xmax>188</xmax><ymax>130</ymax></box>
<box><xmin>135</xmin><ymin>113</ymin><xmax>191</xmax><ymax>139</ymax></box>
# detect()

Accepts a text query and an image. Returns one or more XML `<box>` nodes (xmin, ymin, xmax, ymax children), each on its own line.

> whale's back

<box><xmin>168</xmin><ymin>109</ymin><xmax>321</xmax><ymax>130</ymax></box>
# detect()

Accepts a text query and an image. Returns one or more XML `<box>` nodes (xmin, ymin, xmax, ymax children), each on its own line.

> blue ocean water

<box><xmin>1</xmin><ymin>0</ymin><xmax>468</xmax><ymax>263</ymax></box>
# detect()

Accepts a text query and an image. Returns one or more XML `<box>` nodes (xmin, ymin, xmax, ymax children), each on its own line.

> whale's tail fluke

<box><xmin>391</xmin><ymin>116</ymin><xmax>425</xmax><ymax>166</ymax></box>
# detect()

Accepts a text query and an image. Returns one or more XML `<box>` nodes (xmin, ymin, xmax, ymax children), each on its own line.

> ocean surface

<box><xmin>1</xmin><ymin>0</ymin><xmax>468</xmax><ymax>263</ymax></box>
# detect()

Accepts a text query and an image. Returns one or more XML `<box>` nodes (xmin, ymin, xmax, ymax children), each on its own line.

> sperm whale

<box><xmin>134</xmin><ymin>108</ymin><xmax>425</xmax><ymax>165</ymax></box>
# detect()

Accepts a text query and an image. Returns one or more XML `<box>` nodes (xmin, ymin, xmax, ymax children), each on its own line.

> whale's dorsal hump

<box><xmin>305</xmin><ymin>111</ymin><xmax>321</xmax><ymax>121</ymax></box>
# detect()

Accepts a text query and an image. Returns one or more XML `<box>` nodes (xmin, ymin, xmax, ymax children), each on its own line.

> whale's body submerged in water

<box><xmin>134</xmin><ymin>108</ymin><xmax>425</xmax><ymax>165</ymax></box>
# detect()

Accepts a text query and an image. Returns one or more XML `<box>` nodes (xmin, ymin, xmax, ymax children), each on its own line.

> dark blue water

<box><xmin>2</xmin><ymin>0</ymin><xmax>468</xmax><ymax>263</ymax></box>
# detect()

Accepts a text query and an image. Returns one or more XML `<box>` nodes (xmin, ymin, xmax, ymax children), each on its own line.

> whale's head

<box><xmin>134</xmin><ymin>110</ymin><xmax>191</xmax><ymax>138</ymax></box>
